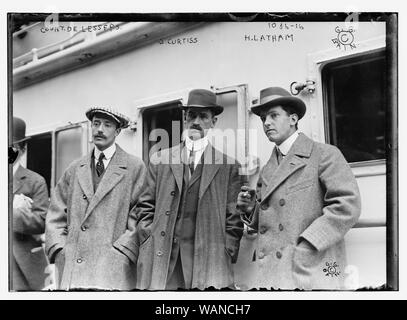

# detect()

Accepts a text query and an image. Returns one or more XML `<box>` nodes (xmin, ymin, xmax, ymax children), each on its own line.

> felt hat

<box><xmin>13</xmin><ymin>117</ymin><xmax>31</xmax><ymax>144</ymax></box>
<box><xmin>182</xmin><ymin>89</ymin><xmax>223</xmax><ymax>115</ymax></box>
<box><xmin>251</xmin><ymin>86</ymin><xmax>306</xmax><ymax>119</ymax></box>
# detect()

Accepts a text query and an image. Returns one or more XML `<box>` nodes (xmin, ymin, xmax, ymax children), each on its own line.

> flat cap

<box><xmin>85</xmin><ymin>107</ymin><xmax>130</xmax><ymax>128</ymax></box>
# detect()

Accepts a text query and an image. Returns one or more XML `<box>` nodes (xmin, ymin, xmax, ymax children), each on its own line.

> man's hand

<box><xmin>237</xmin><ymin>186</ymin><xmax>256</xmax><ymax>214</ymax></box>
<box><xmin>13</xmin><ymin>194</ymin><xmax>33</xmax><ymax>210</ymax></box>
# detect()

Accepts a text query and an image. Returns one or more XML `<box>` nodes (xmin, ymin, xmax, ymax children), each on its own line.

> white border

<box><xmin>1</xmin><ymin>0</ymin><xmax>405</xmax><ymax>300</ymax></box>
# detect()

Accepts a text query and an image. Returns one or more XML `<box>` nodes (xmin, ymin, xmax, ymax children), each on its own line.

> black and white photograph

<box><xmin>3</xmin><ymin>3</ymin><xmax>404</xmax><ymax>302</ymax></box>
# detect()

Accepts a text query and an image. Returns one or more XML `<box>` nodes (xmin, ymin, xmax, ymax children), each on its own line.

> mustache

<box><xmin>94</xmin><ymin>134</ymin><xmax>107</xmax><ymax>139</ymax></box>
<box><xmin>189</xmin><ymin>124</ymin><xmax>203</xmax><ymax>131</ymax></box>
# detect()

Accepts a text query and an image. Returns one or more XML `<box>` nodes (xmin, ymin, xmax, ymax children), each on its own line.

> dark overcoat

<box><xmin>242</xmin><ymin>133</ymin><xmax>361</xmax><ymax>290</ymax></box>
<box><xmin>45</xmin><ymin>145</ymin><xmax>146</xmax><ymax>290</ymax></box>
<box><xmin>12</xmin><ymin>165</ymin><xmax>49</xmax><ymax>290</ymax></box>
<box><xmin>135</xmin><ymin>144</ymin><xmax>246</xmax><ymax>290</ymax></box>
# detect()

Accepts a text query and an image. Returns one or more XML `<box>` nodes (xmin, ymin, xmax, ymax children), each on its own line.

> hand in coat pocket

<box><xmin>292</xmin><ymin>245</ymin><xmax>324</xmax><ymax>290</ymax></box>
<box><xmin>112</xmin><ymin>246</ymin><xmax>133</xmax><ymax>265</ymax></box>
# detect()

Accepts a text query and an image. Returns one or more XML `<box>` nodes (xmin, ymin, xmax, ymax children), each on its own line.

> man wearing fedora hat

<box><xmin>11</xmin><ymin>117</ymin><xmax>50</xmax><ymax>290</ymax></box>
<box><xmin>45</xmin><ymin>107</ymin><xmax>147</xmax><ymax>290</ymax></box>
<box><xmin>237</xmin><ymin>87</ymin><xmax>361</xmax><ymax>290</ymax></box>
<box><xmin>135</xmin><ymin>89</ymin><xmax>245</xmax><ymax>290</ymax></box>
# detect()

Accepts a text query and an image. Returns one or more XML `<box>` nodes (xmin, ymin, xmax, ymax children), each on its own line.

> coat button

<box><xmin>157</xmin><ymin>250</ymin><xmax>163</xmax><ymax>256</ymax></box>
<box><xmin>258</xmin><ymin>252</ymin><xmax>265</xmax><ymax>259</ymax></box>
<box><xmin>81</xmin><ymin>225</ymin><xmax>88</xmax><ymax>231</ymax></box>
<box><xmin>173</xmin><ymin>238</ymin><xmax>178</xmax><ymax>244</ymax></box>
<box><xmin>161</xmin><ymin>231</ymin><xmax>166</xmax><ymax>236</ymax></box>
<box><xmin>77</xmin><ymin>258</ymin><xmax>83</xmax><ymax>264</ymax></box>
<box><xmin>279</xmin><ymin>199</ymin><xmax>286</xmax><ymax>206</ymax></box>
<box><xmin>279</xmin><ymin>224</ymin><xmax>284</xmax><ymax>231</ymax></box>
<box><xmin>260</xmin><ymin>203</ymin><xmax>268</xmax><ymax>210</ymax></box>
<box><xmin>259</xmin><ymin>226</ymin><xmax>268</xmax><ymax>234</ymax></box>
<box><xmin>170</xmin><ymin>191</ymin><xmax>176</xmax><ymax>196</ymax></box>
<box><xmin>82</xmin><ymin>194</ymin><xmax>87</xmax><ymax>200</ymax></box>
<box><xmin>165</xmin><ymin>211</ymin><xmax>171</xmax><ymax>215</ymax></box>
<box><xmin>276</xmin><ymin>251</ymin><xmax>282</xmax><ymax>259</ymax></box>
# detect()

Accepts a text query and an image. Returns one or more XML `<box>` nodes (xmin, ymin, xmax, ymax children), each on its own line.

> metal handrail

<box><xmin>12</xmin><ymin>22</ymin><xmax>42</xmax><ymax>38</ymax></box>
<box><xmin>353</xmin><ymin>218</ymin><xmax>386</xmax><ymax>228</ymax></box>
<box><xmin>13</xmin><ymin>22</ymin><xmax>128</xmax><ymax>68</ymax></box>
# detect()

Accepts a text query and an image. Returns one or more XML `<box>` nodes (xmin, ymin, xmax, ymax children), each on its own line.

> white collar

<box><xmin>13</xmin><ymin>161</ymin><xmax>22</xmax><ymax>177</ymax></box>
<box><xmin>276</xmin><ymin>131</ymin><xmax>299</xmax><ymax>156</ymax></box>
<box><xmin>185</xmin><ymin>135</ymin><xmax>209</xmax><ymax>152</ymax></box>
<box><xmin>94</xmin><ymin>143</ymin><xmax>116</xmax><ymax>160</ymax></box>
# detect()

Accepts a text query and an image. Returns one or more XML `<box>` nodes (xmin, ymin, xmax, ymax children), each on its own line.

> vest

<box><xmin>167</xmin><ymin>160</ymin><xmax>203</xmax><ymax>288</ymax></box>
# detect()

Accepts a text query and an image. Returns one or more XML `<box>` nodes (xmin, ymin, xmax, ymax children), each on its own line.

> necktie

<box><xmin>275</xmin><ymin>147</ymin><xmax>283</xmax><ymax>165</ymax></box>
<box><xmin>96</xmin><ymin>152</ymin><xmax>105</xmax><ymax>177</ymax></box>
<box><xmin>188</xmin><ymin>148</ymin><xmax>196</xmax><ymax>175</ymax></box>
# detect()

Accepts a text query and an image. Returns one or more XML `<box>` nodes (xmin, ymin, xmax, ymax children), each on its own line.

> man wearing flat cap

<box><xmin>237</xmin><ymin>87</ymin><xmax>361</xmax><ymax>290</ymax></box>
<box><xmin>45</xmin><ymin>107</ymin><xmax>147</xmax><ymax>290</ymax></box>
<box><xmin>11</xmin><ymin>117</ymin><xmax>49</xmax><ymax>290</ymax></box>
<box><xmin>135</xmin><ymin>89</ymin><xmax>246</xmax><ymax>290</ymax></box>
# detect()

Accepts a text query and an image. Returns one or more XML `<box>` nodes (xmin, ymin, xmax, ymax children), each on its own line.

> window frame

<box><xmin>321</xmin><ymin>49</ymin><xmax>386</xmax><ymax>165</ymax></box>
<box><xmin>307</xmin><ymin>35</ymin><xmax>386</xmax><ymax>174</ymax></box>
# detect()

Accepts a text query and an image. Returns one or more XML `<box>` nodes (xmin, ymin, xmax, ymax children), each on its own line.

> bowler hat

<box><xmin>182</xmin><ymin>89</ymin><xmax>223</xmax><ymax>115</ymax></box>
<box><xmin>251</xmin><ymin>87</ymin><xmax>306</xmax><ymax>119</ymax></box>
<box><xmin>13</xmin><ymin>117</ymin><xmax>31</xmax><ymax>144</ymax></box>
<box><xmin>86</xmin><ymin>106</ymin><xmax>130</xmax><ymax>129</ymax></box>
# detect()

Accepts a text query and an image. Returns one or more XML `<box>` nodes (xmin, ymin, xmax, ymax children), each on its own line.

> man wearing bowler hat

<box><xmin>11</xmin><ymin>117</ymin><xmax>50</xmax><ymax>290</ymax></box>
<box><xmin>135</xmin><ymin>89</ymin><xmax>246</xmax><ymax>290</ymax></box>
<box><xmin>237</xmin><ymin>87</ymin><xmax>361</xmax><ymax>290</ymax></box>
<box><xmin>45</xmin><ymin>107</ymin><xmax>147</xmax><ymax>290</ymax></box>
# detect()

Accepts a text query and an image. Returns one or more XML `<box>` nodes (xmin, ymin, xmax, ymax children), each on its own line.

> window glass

<box><xmin>55</xmin><ymin>126</ymin><xmax>83</xmax><ymax>183</ymax></box>
<box><xmin>322</xmin><ymin>50</ymin><xmax>386</xmax><ymax>163</ymax></box>
<box><xmin>142</xmin><ymin>102</ymin><xmax>183</xmax><ymax>164</ymax></box>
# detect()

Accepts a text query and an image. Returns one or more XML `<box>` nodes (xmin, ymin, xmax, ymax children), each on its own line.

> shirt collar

<box><xmin>185</xmin><ymin>134</ymin><xmax>209</xmax><ymax>152</ymax></box>
<box><xmin>94</xmin><ymin>143</ymin><xmax>116</xmax><ymax>160</ymax></box>
<box><xmin>276</xmin><ymin>130</ymin><xmax>299</xmax><ymax>156</ymax></box>
<box><xmin>13</xmin><ymin>161</ymin><xmax>21</xmax><ymax>177</ymax></box>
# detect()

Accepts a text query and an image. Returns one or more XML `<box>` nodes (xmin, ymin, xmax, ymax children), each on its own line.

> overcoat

<box><xmin>13</xmin><ymin>165</ymin><xmax>49</xmax><ymax>290</ymax></box>
<box><xmin>135</xmin><ymin>143</ymin><xmax>246</xmax><ymax>290</ymax></box>
<box><xmin>242</xmin><ymin>133</ymin><xmax>361</xmax><ymax>290</ymax></box>
<box><xmin>45</xmin><ymin>145</ymin><xmax>146</xmax><ymax>290</ymax></box>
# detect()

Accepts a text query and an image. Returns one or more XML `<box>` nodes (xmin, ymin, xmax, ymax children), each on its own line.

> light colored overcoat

<box><xmin>135</xmin><ymin>143</ymin><xmax>246</xmax><ymax>290</ymax></box>
<box><xmin>45</xmin><ymin>145</ymin><xmax>146</xmax><ymax>290</ymax></box>
<box><xmin>242</xmin><ymin>133</ymin><xmax>361</xmax><ymax>290</ymax></box>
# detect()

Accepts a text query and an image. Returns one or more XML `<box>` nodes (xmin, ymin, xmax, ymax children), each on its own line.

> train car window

<box><xmin>322</xmin><ymin>50</ymin><xmax>386</xmax><ymax>163</ymax></box>
<box><xmin>26</xmin><ymin>132</ymin><xmax>52</xmax><ymax>194</ymax></box>
<box><xmin>55</xmin><ymin>125</ymin><xmax>85</xmax><ymax>183</ymax></box>
<box><xmin>142</xmin><ymin>102</ymin><xmax>183</xmax><ymax>165</ymax></box>
<box><xmin>212</xmin><ymin>91</ymin><xmax>239</xmax><ymax>159</ymax></box>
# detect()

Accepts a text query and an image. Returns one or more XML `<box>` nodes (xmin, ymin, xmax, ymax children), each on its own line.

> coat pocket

<box><xmin>140</xmin><ymin>233</ymin><xmax>151</xmax><ymax>247</ymax></box>
<box><xmin>287</xmin><ymin>178</ymin><xmax>314</xmax><ymax>194</ymax></box>
<box><xmin>292</xmin><ymin>246</ymin><xmax>324</xmax><ymax>290</ymax></box>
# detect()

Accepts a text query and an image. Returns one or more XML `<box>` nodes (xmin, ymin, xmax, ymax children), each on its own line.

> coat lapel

<box><xmin>170</xmin><ymin>144</ymin><xmax>184</xmax><ymax>191</ymax></box>
<box><xmin>82</xmin><ymin>145</ymin><xmax>126</xmax><ymax>223</ymax></box>
<box><xmin>13</xmin><ymin>165</ymin><xmax>26</xmax><ymax>194</ymax></box>
<box><xmin>260</xmin><ymin>133</ymin><xmax>313</xmax><ymax>204</ymax></box>
<box><xmin>199</xmin><ymin>145</ymin><xmax>222</xmax><ymax>199</ymax></box>
<box><xmin>77</xmin><ymin>153</ymin><xmax>94</xmax><ymax>202</ymax></box>
<box><xmin>188</xmin><ymin>156</ymin><xmax>203</xmax><ymax>188</ymax></box>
